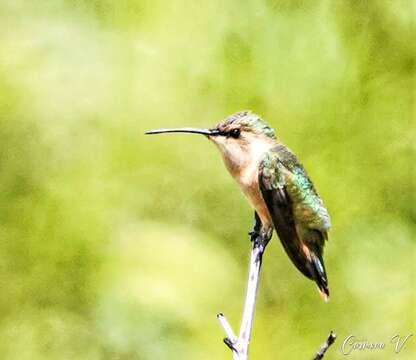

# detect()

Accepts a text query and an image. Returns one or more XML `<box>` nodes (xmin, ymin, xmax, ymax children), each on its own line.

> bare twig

<box><xmin>312</xmin><ymin>331</ymin><xmax>337</xmax><ymax>360</ymax></box>
<box><xmin>217</xmin><ymin>240</ymin><xmax>266</xmax><ymax>359</ymax></box>
<box><xmin>217</xmin><ymin>238</ymin><xmax>336</xmax><ymax>360</ymax></box>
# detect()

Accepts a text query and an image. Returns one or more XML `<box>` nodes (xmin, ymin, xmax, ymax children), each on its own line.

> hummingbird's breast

<box><xmin>224</xmin><ymin>147</ymin><xmax>273</xmax><ymax>227</ymax></box>
<box><xmin>236</xmin><ymin>158</ymin><xmax>273</xmax><ymax>228</ymax></box>
<box><xmin>212</xmin><ymin>132</ymin><xmax>275</xmax><ymax>227</ymax></box>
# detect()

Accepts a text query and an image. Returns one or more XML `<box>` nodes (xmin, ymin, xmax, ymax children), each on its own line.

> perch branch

<box><xmin>312</xmin><ymin>331</ymin><xmax>337</xmax><ymax>360</ymax></box>
<box><xmin>217</xmin><ymin>239</ymin><xmax>267</xmax><ymax>359</ymax></box>
<box><xmin>216</xmin><ymin>236</ymin><xmax>337</xmax><ymax>360</ymax></box>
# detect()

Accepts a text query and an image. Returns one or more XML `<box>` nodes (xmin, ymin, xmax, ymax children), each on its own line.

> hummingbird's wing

<box><xmin>259</xmin><ymin>145</ymin><xmax>331</xmax><ymax>299</ymax></box>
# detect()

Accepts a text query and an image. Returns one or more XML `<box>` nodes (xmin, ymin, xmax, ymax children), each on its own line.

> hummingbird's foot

<box><xmin>249</xmin><ymin>211</ymin><xmax>262</xmax><ymax>242</ymax></box>
<box><xmin>248</xmin><ymin>230</ymin><xmax>260</xmax><ymax>243</ymax></box>
<box><xmin>253</xmin><ymin>227</ymin><xmax>273</xmax><ymax>262</ymax></box>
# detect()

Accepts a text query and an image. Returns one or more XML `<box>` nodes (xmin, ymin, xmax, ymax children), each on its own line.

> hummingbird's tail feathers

<box><xmin>307</xmin><ymin>251</ymin><xmax>330</xmax><ymax>301</ymax></box>
<box><xmin>318</xmin><ymin>287</ymin><xmax>329</xmax><ymax>302</ymax></box>
<box><xmin>278</xmin><ymin>235</ymin><xmax>329</xmax><ymax>300</ymax></box>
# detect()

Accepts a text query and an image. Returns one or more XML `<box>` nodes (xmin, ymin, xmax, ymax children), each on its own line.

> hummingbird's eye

<box><xmin>230</xmin><ymin>128</ymin><xmax>241</xmax><ymax>139</ymax></box>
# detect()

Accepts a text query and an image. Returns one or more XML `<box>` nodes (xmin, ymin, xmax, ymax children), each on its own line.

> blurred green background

<box><xmin>0</xmin><ymin>0</ymin><xmax>415</xmax><ymax>359</ymax></box>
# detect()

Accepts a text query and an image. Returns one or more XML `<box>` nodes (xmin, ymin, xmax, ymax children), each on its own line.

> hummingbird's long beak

<box><xmin>145</xmin><ymin>127</ymin><xmax>221</xmax><ymax>136</ymax></box>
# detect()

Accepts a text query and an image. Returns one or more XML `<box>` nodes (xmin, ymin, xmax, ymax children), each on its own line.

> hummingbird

<box><xmin>146</xmin><ymin>111</ymin><xmax>331</xmax><ymax>300</ymax></box>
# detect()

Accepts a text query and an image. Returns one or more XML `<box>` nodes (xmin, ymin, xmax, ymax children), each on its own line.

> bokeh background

<box><xmin>0</xmin><ymin>0</ymin><xmax>415</xmax><ymax>359</ymax></box>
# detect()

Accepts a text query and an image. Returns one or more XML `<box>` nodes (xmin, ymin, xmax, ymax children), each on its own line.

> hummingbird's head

<box><xmin>207</xmin><ymin>111</ymin><xmax>277</xmax><ymax>173</ymax></box>
<box><xmin>213</xmin><ymin>111</ymin><xmax>276</xmax><ymax>141</ymax></box>
<box><xmin>145</xmin><ymin>111</ymin><xmax>277</xmax><ymax>175</ymax></box>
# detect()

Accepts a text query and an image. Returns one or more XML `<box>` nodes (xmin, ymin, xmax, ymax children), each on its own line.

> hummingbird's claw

<box><xmin>249</xmin><ymin>212</ymin><xmax>262</xmax><ymax>242</ymax></box>
<box><xmin>252</xmin><ymin>228</ymin><xmax>272</xmax><ymax>263</ymax></box>
<box><xmin>249</xmin><ymin>230</ymin><xmax>260</xmax><ymax>242</ymax></box>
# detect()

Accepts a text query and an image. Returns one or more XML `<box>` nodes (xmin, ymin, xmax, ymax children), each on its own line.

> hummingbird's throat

<box><xmin>210</xmin><ymin>133</ymin><xmax>276</xmax><ymax>227</ymax></box>
<box><xmin>211</xmin><ymin>133</ymin><xmax>276</xmax><ymax>179</ymax></box>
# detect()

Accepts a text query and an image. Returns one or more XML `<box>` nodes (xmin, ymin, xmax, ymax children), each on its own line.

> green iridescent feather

<box><xmin>259</xmin><ymin>144</ymin><xmax>331</xmax><ymax>295</ymax></box>
<box><xmin>261</xmin><ymin>146</ymin><xmax>331</xmax><ymax>233</ymax></box>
